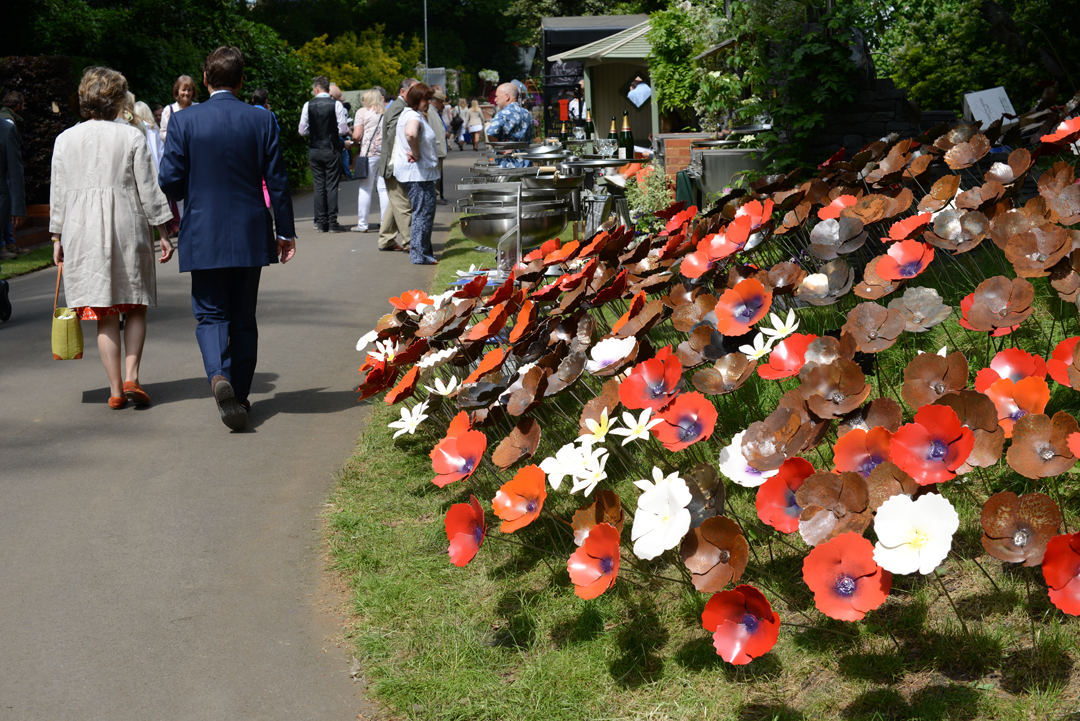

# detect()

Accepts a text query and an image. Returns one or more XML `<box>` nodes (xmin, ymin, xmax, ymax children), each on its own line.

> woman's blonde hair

<box><xmin>458</xmin><ymin>98</ymin><xmax>467</xmax><ymax>109</ymax></box>
<box><xmin>470</xmin><ymin>99</ymin><xmax>480</xmax><ymax>111</ymax></box>
<box><xmin>78</xmin><ymin>66</ymin><xmax>129</xmax><ymax>120</ymax></box>
<box><xmin>133</xmin><ymin>100</ymin><xmax>157</xmax><ymax>129</ymax></box>
<box><xmin>361</xmin><ymin>88</ymin><xmax>384</xmax><ymax>114</ymax></box>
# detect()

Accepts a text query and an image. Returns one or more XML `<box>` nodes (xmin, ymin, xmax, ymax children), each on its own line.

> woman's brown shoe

<box><xmin>108</xmin><ymin>396</ymin><xmax>128</xmax><ymax>409</ymax></box>
<box><xmin>123</xmin><ymin>381</ymin><xmax>152</xmax><ymax>406</ymax></box>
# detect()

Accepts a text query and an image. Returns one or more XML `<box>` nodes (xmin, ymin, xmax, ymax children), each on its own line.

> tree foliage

<box><xmin>874</xmin><ymin>0</ymin><xmax>1079</xmax><ymax>114</ymax></box>
<box><xmin>296</xmin><ymin>27</ymin><xmax>423</xmax><ymax>92</ymax></box>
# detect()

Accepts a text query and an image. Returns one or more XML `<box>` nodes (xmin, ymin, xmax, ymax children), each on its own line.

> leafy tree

<box><xmin>874</xmin><ymin>0</ymin><xmax>1078</xmax><ymax>113</ymax></box>
<box><xmin>296</xmin><ymin>27</ymin><xmax>423</xmax><ymax>91</ymax></box>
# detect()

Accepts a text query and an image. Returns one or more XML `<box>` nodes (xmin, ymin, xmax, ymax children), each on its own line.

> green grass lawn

<box><xmin>326</xmin><ymin>222</ymin><xmax>1080</xmax><ymax>720</ymax></box>
<box><xmin>1</xmin><ymin>247</ymin><xmax>54</xmax><ymax>280</ymax></box>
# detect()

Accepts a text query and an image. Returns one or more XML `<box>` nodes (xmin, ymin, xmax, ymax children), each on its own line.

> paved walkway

<box><xmin>0</xmin><ymin>151</ymin><xmax>476</xmax><ymax>720</ymax></box>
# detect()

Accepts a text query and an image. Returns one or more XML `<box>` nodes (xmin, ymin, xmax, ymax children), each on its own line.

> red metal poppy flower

<box><xmin>818</xmin><ymin>194</ymin><xmax>857</xmax><ymax>220</ymax></box>
<box><xmin>758</xmin><ymin>333</ymin><xmax>819</xmax><ymax>380</ymax></box>
<box><xmin>735</xmin><ymin>199</ymin><xmax>774</xmax><ymax>230</ymax></box>
<box><xmin>492</xmin><ymin>465</ymin><xmax>547</xmax><ymax>533</ymax></box>
<box><xmin>701</xmin><ymin>585</ymin><xmax>781</xmax><ymax>665</ymax></box>
<box><xmin>755</xmin><ymin>457</ymin><xmax>815</xmax><ymax>533</ymax></box>
<box><xmin>652</xmin><ymin>391</ymin><xmax>717</xmax><ymax>451</ymax></box>
<box><xmin>833</xmin><ymin>426</ymin><xmax>893</xmax><ymax>478</ymax></box>
<box><xmin>886</xmin><ymin>213</ymin><xmax>931</xmax><ymax>242</ymax></box>
<box><xmin>802</xmin><ymin>532</ymin><xmax>891</xmax><ymax>621</ymax></box>
<box><xmin>664</xmin><ymin>205</ymin><xmax>698</xmax><ymax>235</ymax></box>
<box><xmin>357</xmin><ymin>361</ymin><xmax>399</xmax><ymax>401</ymax></box>
<box><xmin>973</xmin><ymin>348</ymin><xmax>1048</xmax><ymax>393</ymax></box>
<box><xmin>712</xmin><ymin>279</ymin><xmax>773</xmax><ymax>337</ymax></box>
<box><xmin>389</xmin><ymin>289</ymin><xmax>431</xmax><ymax>312</ymax></box>
<box><xmin>384</xmin><ymin>365</ymin><xmax>420</xmax><ymax>405</ymax></box>
<box><xmin>890</xmin><ymin>404</ymin><xmax>974</xmax><ymax>485</ymax></box>
<box><xmin>983</xmin><ymin>376</ymin><xmax>1050</xmax><ymax>438</ymax></box>
<box><xmin>1041</xmin><ymin>117</ymin><xmax>1080</xmax><ymax>145</ymax></box>
<box><xmin>619</xmin><ymin>349</ymin><xmax>683</xmax><ymax>411</ymax></box>
<box><xmin>1043</xmin><ymin>533</ymin><xmax>1080</xmax><ymax>615</ymax></box>
<box><xmin>445</xmin><ymin>494</ymin><xmax>486</xmax><ymax>567</ymax></box>
<box><xmin>466</xmin><ymin>302</ymin><xmax>509</xmax><ymax>342</ymax></box>
<box><xmin>876</xmin><ymin>240</ymin><xmax>934</xmax><ymax>281</ymax></box>
<box><xmin>464</xmin><ymin>348</ymin><xmax>507</xmax><ymax>385</ymax></box>
<box><xmin>1048</xmin><ymin>337</ymin><xmax>1080</xmax><ymax>388</ymax></box>
<box><xmin>567</xmin><ymin>522</ymin><xmax>621</xmax><ymax>599</ymax></box>
<box><xmin>523</xmin><ymin>239</ymin><xmax>560</xmax><ymax>263</ymax></box>
<box><xmin>430</xmin><ymin>420</ymin><xmax>487</xmax><ymax>488</ymax></box>
<box><xmin>453</xmin><ymin>274</ymin><xmax>488</xmax><ymax>298</ymax></box>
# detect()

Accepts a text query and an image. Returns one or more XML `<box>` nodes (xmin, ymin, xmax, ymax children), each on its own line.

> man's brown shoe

<box><xmin>211</xmin><ymin>375</ymin><xmax>248</xmax><ymax>431</ymax></box>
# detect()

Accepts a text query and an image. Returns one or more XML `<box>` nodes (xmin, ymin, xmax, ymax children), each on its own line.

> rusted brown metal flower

<box><xmin>902</xmin><ymin>351</ymin><xmax>969</xmax><ymax>408</ymax></box>
<box><xmin>809</xmin><ymin>216</ymin><xmax>868</xmax><ymax>260</ymax></box>
<box><xmin>956</xmin><ymin>180</ymin><xmax>1006</xmax><ymax>211</ymax></box>
<box><xmin>964</xmin><ymin>276</ymin><xmax>1034</xmax><ymax>332</ymax></box>
<box><xmin>795</xmin><ymin>471</ymin><xmax>872</xmax><ymax>547</ymax></box>
<box><xmin>855</xmin><ymin>256</ymin><xmax>904</xmax><ymax>300</ymax></box>
<box><xmin>985</xmin><ymin>148</ymin><xmax>1032</xmax><ymax>185</ymax></box>
<box><xmin>841</xmin><ymin>194</ymin><xmax>892</xmax><ymax>225</ymax></box>
<box><xmin>1004</xmin><ymin>224</ymin><xmax>1074</xmax><ymax>278</ymax></box>
<box><xmin>740</xmin><ymin>405</ymin><xmax>814</xmax><ymax>471</ymax></box>
<box><xmin>795</xmin><ymin>259</ymin><xmax>855</xmax><ymax>306</ymax></box>
<box><xmin>887</xmin><ymin>286</ymin><xmax>952</xmax><ymax>332</ymax></box>
<box><xmin>933</xmin><ymin>390</ymin><xmax>1005</xmax><ymax>472</ymax></box>
<box><xmin>693</xmin><ymin>352</ymin><xmax>757</xmax><ymax>395</ymax></box>
<box><xmin>672</xmin><ymin>293</ymin><xmax>717</xmax><ymax>332</ymax></box>
<box><xmin>917</xmin><ymin>175</ymin><xmax>961</xmax><ymax>213</ymax></box>
<box><xmin>1038</xmin><ymin>161</ymin><xmax>1080</xmax><ymax>225</ymax></box>
<box><xmin>1007</xmin><ymin>411</ymin><xmax>1080</xmax><ymax>479</ymax></box>
<box><xmin>924</xmin><ymin>208</ymin><xmax>990</xmax><ymax>254</ymax></box>
<box><xmin>571</xmin><ymin>489</ymin><xmax>625</xmax><ymax>545</ymax></box>
<box><xmin>981</xmin><ymin>491</ymin><xmax>1061</xmax><ymax>566</ymax></box>
<box><xmin>799</xmin><ymin>357</ymin><xmax>872</xmax><ymax>419</ymax></box>
<box><xmin>842</xmin><ymin>302</ymin><xmax>905</xmax><ymax>353</ymax></box>
<box><xmin>865</xmin><ymin>462</ymin><xmax>919</xmax><ymax>512</ymax></box>
<box><xmin>680</xmin><ymin>516</ymin><xmax>749</xmax><ymax>593</ymax></box>
<box><xmin>838</xmin><ymin>397</ymin><xmax>903</xmax><ymax>437</ymax></box>
<box><xmin>944</xmin><ymin>134</ymin><xmax>990</xmax><ymax>170</ymax></box>
<box><xmin>767</xmin><ymin>261</ymin><xmax>808</xmax><ymax>295</ymax></box>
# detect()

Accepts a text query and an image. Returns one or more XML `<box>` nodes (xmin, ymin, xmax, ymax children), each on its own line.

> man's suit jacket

<box><xmin>0</xmin><ymin>119</ymin><xmax>25</xmax><ymax>222</ymax></box>
<box><xmin>159</xmin><ymin>90</ymin><xmax>295</xmax><ymax>273</ymax></box>
<box><xmin>375</xmin><ymin>99</ymin><xmax>406</xmax><ymax>180</ymax></box>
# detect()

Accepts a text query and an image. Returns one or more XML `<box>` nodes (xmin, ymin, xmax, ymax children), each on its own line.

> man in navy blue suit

<box><xmin>159</xmin><ymin>46</ymin><xmax>297</xmax><ymax>431</ymax></box>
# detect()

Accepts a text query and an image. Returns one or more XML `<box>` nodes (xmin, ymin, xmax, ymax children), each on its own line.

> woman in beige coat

<box><xmin>51</xmin><ymin>67</ymin><xmax>175</xmax><ymax>409</ymax></box>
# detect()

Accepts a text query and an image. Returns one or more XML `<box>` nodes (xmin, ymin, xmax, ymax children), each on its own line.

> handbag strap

<box><xmin>54</xmin><ymin>262</ymin><xmax>63</xmax><ymax>312</ymax></box>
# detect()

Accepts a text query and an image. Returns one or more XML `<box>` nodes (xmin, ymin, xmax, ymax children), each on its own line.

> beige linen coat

<box><xmin>50</xmin><ymin>120</ymin><xmax>172</xmax><ymax>308</ymax></box>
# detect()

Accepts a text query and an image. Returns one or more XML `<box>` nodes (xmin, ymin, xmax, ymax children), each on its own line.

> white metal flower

<box><xmin>387</xmin><ymin>399</ymin><xmax>430</xmax><ymax>439</ymax></box>
<box><xmin>738</xmin><ymin>332</ymin><xmax>774</xmax><ymax>362</ymax></box>
<box><xmin>610</xmin><ymin>408</ymin><xmax>664</xmax><ymax>446</ymax></box>
<box><xmin>873</xmin><ymin>493</ymin><xmax>959</xmax><ymax>575</ymax></box>
<box><xmin>582</xmin><ymin>408</ymin><xmax>612</xmax><ymax>444</ymax></box>
<box><xmin>760</xmin><ymin>308</ymin><xmax>799</xmax><ymax>340</ymax></box>
<box><xmin>630</xmin><ymin>467</ymin><xmax>693</xmax><ymax>560</ymax></box>
<box><xmin>569</xmin><ymin>446</ymin><xmax>610</xmax><ymax>496</ymax></box>
<box><xmin>585</xmin><ymin>336</ymin><xmax>637</xmax><ymax>374</ymax></box>
<box><xmin>416</xmin><ymin>347</ymin><xmax>458</xmax><ymax>370</ymax></box>
<box><xmin>424</xmin><ymin>376</ymin><xmax>459</xmax><ymax>397</ymax></box>
<box><xmin>355</xmin><ymin>329</ymin><xmax>380</xmax><ymax>353</ymax></box>
<box><xmin>718</xmin><ymin>430</ymin><xmax>780</xmax><ymax>488</ymax></box>
<box><xmin>539</xmin><ymin>441</ymin><xmax>591</xmax><ymax>491</ymax></box>
<box><xmin>416</xmin><ymin>289</ymin><xmax>456</xmax><ymax>315</ymax></box>
<box><xmin>455</xmin><ymin>263</ymin><xmax>480</xmax><ymax>278</ymax></box>
<box><xmin>368</xmin><ymin>339</ymin><xmax>401</xmax><ymax>363</ymax></box>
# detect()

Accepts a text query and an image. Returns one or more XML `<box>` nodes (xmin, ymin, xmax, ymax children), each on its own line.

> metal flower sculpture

<box><xmin>802</xmin><ymin>532</ymin><xmax>891</xmax><ymax>621</ymax></box>
<box><xmin>1043</xmin><ymin>533</ymin><xmax>1080</xmax><ymax>615</ymax></box>
<box><xmin>755</xmin><ymin>457</ymin><xmax>815</xmax><ymax>533</ymax></box>
<box><xmin>680</xmin><ymin>516</ymin><xmax>749</xmax><ymax>593</ymax></box>
<box><xmin>701</xmin><ymin>585</ymin><xmax>781</xmax><ymax>665</ymax></box>
<box><xmin>444</xmin><ymin>495</ymin><xmax>487</xmax><ymax>567</ymax></box>
<box><xmin>980</xmin><ymin>491</ymin><xmax>1061</xmax><ymax>566</ymax></box>
<box><xmin>890</xmin><ymin>404</ymin><xmax>973</xmax><ymax>485</ymax></box>
<box><xmin>567</xmin><ymin>522</ymin><xmax>621</xmax><ymax>599</ymax></box>
<box><xmin>1006</xmin><ymin>412</ymin><xmax>1080</xmax><ymax>479</ymax></box>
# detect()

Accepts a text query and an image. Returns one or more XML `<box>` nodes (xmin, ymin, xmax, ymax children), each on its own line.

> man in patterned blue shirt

<box><xmin>486</xmin><ymin>83</ymin><xmax>534</xmax><ymax>168</ymax></box>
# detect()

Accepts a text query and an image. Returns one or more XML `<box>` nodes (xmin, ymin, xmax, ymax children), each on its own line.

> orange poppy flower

<box><xmin>445</xmin><ymin>495</ymin><xmax>486</xmax><ymax>567</ymax></box>
<box><xmin>663</xmin><ymin>205</ymin><xmax>698</xmax><ymax>235</ymax></box>
<box><xmin>833</xmin><ymin>426</ymin><xmax>893</xmax><ymax>477</ymax></box>
<box><xmin>492</xmin><ymin>465</ymin><xmax>547</xmax><ymax>533</ymax></box>
<box><xmin>590</xmin><ymin>268</ymin><xmax>629</xmax><ymax>306</ymax></box>
<box><xmin>973</xmin><ymin>347</ymin><xmax>1048</xmax><ymax>393</ymax></box>
<box><xmin>388</xmin><ymin>289</ymin><xmax>431</xmax><ymax>311</ymax></box>
<box><xmin>484</xmin><ymin>271</ymin><xmax>516</xmax><ymax>308</ymax></box>
<box><xmin>523</xmin><ymin>239</ymin><xmax>561</xmax><ymax>263</ymax></box>
<box><xmin>876</xmin><ymin>240</ymin><xmax>934</xmax><ymax>281</ymax></box>
<box><xmin>890</xmin><ymin>404</ymin><xmax>974</xmax><ymax>485</ymax></box>
<box><xmin>802</xmin><ymin>532</ymin><xmax>891</xmax><ymax>621</ymax></box>
<box><xmin>983</xmin><ymin>376</ymin><xmax>1051</xmax><ymax>438</ymax></box>
<box><xmin>611</xmin><ymin>291</ymin><xmax>647</xmax><ymax>335</ymax></box>
<box><xmin>886</xmin><ymin>213</ymin><xmax>931</xmax><ymax>241</ymax></box>
<box><xmin>1041</xmin><ymin>117</ymin><xmax>1080</xmax><ymax>145</ymax></box>
<box><xmin>818</xmin><ymin>194</ymin><xmax>857</xmax><ymax>220</ymax></box>
<box><xmin>357</xmin><ymin>361</ymin><xmax>399</xmax><ymax>401</ymax></box>
<box><xmin>619</xmin><ymin>348</ymin><xmax>683</xmax><ymax>411</ymax></box>
<box><xmin>384</xmin><ymin>365</ymin><xmax>420</xmax><ymax>405</ymax></box>
<box><xmin>544</xmin><ymin>240</ymin><xmax>581</xmax><ymax>267</ymax></box>
<box><xmin>711</xmin><ymin>278</ymin><xmax>773</xmax><ymax>336</ymax></box>
<box><xmin>567</xmin><ymin>522</ymin><xmax>621</xmax><ymax>599</ymax></box>
<box><xmin>1048</xmin><ymin>336</ymin><xmax>1080</xmax><ymax>388</ymax></box>
<box><xmin>464</xmin><ymin>348</ymin><xmax>507</xmax><ymax>385</ymax></box>
<box><xmin>735</xmin><ymin>199</ymin><xmax>774</xmax><ymax>230</ymax></box>
<box><xmin>430</xmin><ymin>425</ymin><xmax>487</xmax><ymax>488</ymax></box>
<box><xmin>758</xmin><ymin>333</ymin><xmax>818</xmax><ymax>380</ymax></box>
<box><xmin>507</xmin><ymin>300</ymin><xmax>538</xmax><ymax>344</ymax></box>
<box><xmin>701</xmin><ymin>585</ymin><xmax>780</xmax><ymax>665</ymax></box>
<box><xmin>755</xmin><ymin>457</ymin><xmax>815</xmax><ymax>534</ymax></box>
<box><xmin>652</xmin><ymin>391</ymin><xmax>718</xmax><ymax>451</ymax></box>
<box><xmin>453</xmin><ymin>274</ymin><xmax>488</xmax><ymax>298</ymax></box>
<box><xmin>466</xmin><ymin>302</ymin><xmax>509</xmax><ymax>342</ymax></box>
<box><xmin>1043</xmin><ymin>532</ymin><xmax>1080</xmax><ymax>615</ymax></box>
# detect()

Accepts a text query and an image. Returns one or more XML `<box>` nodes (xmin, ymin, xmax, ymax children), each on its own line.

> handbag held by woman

<box><xmin>52</xmin><ymin>263</ymin><xmax>83</xmax><ymax>360</ymax></box>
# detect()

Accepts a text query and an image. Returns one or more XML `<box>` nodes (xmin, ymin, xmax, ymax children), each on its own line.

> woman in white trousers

<box><xmin>351</xmin><ymin>89</ymin><xmax>390</xmax><ymax>232</ymax></box>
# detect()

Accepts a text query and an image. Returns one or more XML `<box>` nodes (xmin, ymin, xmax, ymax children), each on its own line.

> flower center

<box><xmin>908</xmin><ymin>529</ymin><xmax>931</xmax><ymax>550</ymax></box>
<box><xmin>461</xmin><ymin>458</ymin><xmax>475</xmax><ymax>474</ymax></box>
<box><xmin>741</xmin><ymin>613</ymin><xmax>759</xmax><ymax>634</ymax></box>
<box><xmin>649</xmin><ymin>382</ymin><xmax>669</xmax><ymax>399</ymax></box>
<box><xmin>830</xmin><ymin>391</ymin><xmax>846</xmax><ymax>404</ymax></box>
<box><xmin>600</xmin><ymin>556</ymin><xmax>614</xmax><ymax>574</ymax></box>
<box><xmin>718</xmin><ymin>549</ymin><xmax>731</xmax><ymax>564</ymax></box>
<box><xmin>1039</xmin><ymin>446</ymin><xmax>1055</xmax><ymax>461</ymax></box>
<box><xmin>912</xmin><ymin>313</ymin><xmax>924</xmax><ymax>323</ymax></box>
<box><xmin>929</xmin><ymin>440</ymin><xmax>948</xmax><ymax>460</ymax></box>
<box><xmin>858</xmin><ymin>457</ymin><xmax>882</xmax><ymax>477</ymax></box>
<box><xmin>998</xmin><ymin>308</ymin><xmax>1008</xmax><ymax>317</ymax></box>
<box><xmin>867</xmin><ymin>329</ymin><xmax>879</xmax><ymax>340</ymax></box>
<box><xmin>835</xmin><ymin>575</ymin><xmax>856</xmax><ymax>597</ymax></box>
<box><xmin>1012</xmin><ymin>529</ymin><xmax>1030</xmax><ymax>547</ymax></box>
<box><xmin>899</xmin><ymin>260</ymin><xmax>923</xmax><ymax>278</ymax></box>
<box><xmin>677</xmin><ymin>419</ymin><xmax>702</xmax><ymax>442</ymax></box>
<box><xmin>473</xmin><ymin>526</ymin><xmax>483</xmax><ymax>544</ymax></box>
<box><xmin>526</xmin><ymin>500</ymin><xmax>537</xmax><ymax>513</ymax></box>
<box><xmin>1011</xmin><ymin>408</ymin><xmax>1028</xmax><ymax>421</ymax></box>
<box><xmin>931</xmin><ymin>381</ymin><xmax>945</xmax><ymax>395</ymax></box>
<box><xmin>738</xmin><ymin>299</ymin><xmax>762</xmax><ymax>321</ymax></box>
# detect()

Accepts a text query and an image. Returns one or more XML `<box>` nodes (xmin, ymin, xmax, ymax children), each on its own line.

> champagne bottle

<box><xmin>559</xmin><ymin>122</ymin><xmax>567</xmax><ymax>144</ymax></box>
<box><xmin>608</xmin><ymin>117</ymin><xmax>618</xmax><ymax>140</ymax></box>
<box><xmin>584</xmin><ymin>108</ymin><xmax>594</xmax><ymax>140</ymax></box>
<box><xmin>619</xmin><ymin>110</ymin><xmax>634</xmax><ymax>160</ymax></box>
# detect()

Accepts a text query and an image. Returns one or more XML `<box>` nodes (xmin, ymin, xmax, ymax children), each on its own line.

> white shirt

<box><xmin>297</xmin><ymin>93</ymin><xmax>349</xmax><ymax>136</ymax></box>
<box><xmin>393</xmin><ymin>108</ymin><xmax>439</xmax><ymax>183</ymax></box>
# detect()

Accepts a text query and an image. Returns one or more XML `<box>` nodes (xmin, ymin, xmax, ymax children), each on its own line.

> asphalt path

<box><xmin>0</xmin><ymin>151</ymin><xmax>476</xmax><ymax>720</ymax></box>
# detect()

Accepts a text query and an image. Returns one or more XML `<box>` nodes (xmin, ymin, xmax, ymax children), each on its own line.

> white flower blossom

<box><xmin>570</xmin><ymin>446</ymin><xmax>610</xmax><ymax>496</ymax></box>
<box><xmin>630</xmin><ymin>467</ymin><xmax>693</xmax><ymax>560</ymax></box>
<box><xmin>387</xmin><ymin>399</ymin><xmax>430</xmax><ymax>439</ymax></box>
<box><xmin>610</xmin><ymin>408</ymin><xmax>664</xmax><ymax>446</ymax></box>
<box><xmin>416</xmin><ymin>347</ymin><xmax>458</xmax><ymax>370</ymax></box>
<box><xmin>424</xmin><ymin>376</ymin><xmax>460</xmax><ymax>397</ymax></box>
<box><xmin>718</xmin><ymin>430</ymin><xmax>779</xmax><ymax>488</ymax></box>
<box><xmin>539</xmin><ymin>441</ymin><xmax>592</xmax><ymax>491</ymax></box>
<box><xmin>585</xmin><ymin>336</ymin><xmax>637</xmax><ymax>374</ymax></box>
<box><xmin>760</xmin><ymin>308</ymin><xmax>799</xmax><ymax>340</ymax></box>
<box><xmin>368</xmin><ymin>339</ymin><xmax>401</xmax><ymax>363</ymax></box>
<box><xmin>356</xmin><ymin>329</ymin><xmax>380</xmax><ymax>353</ymax></box>
<box><xmin>738</xmin><ymin>332</ymin><xmax>774</xmax><ymax>361</ymax></box>
<box><xmin>873</xmin><ymin>493</ymin><xmax>959</xmax><ymax>575</ymax></box>
<box><xmin>582</xmin><ymin>408</ymin><xmax>612</xmax><ymax>444</ymax></box>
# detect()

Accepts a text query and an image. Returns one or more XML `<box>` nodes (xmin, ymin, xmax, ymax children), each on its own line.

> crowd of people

<box><xmin>0</xmin><ymin>52</ymin><xmax>540</xmax><ymax>428</ymax></box>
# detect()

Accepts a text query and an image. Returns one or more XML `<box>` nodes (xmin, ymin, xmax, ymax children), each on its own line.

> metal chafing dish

<box><xmin>460</xmin><ymin>209</ymin><xmax>568</xmax><ymax>249</ymax></box>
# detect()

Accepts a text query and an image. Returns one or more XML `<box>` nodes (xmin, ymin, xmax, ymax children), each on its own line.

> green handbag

<box><xmin>51</xmin><ymin>263</ymin><xmax>83</xmax><ymax>360</ymax></box>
